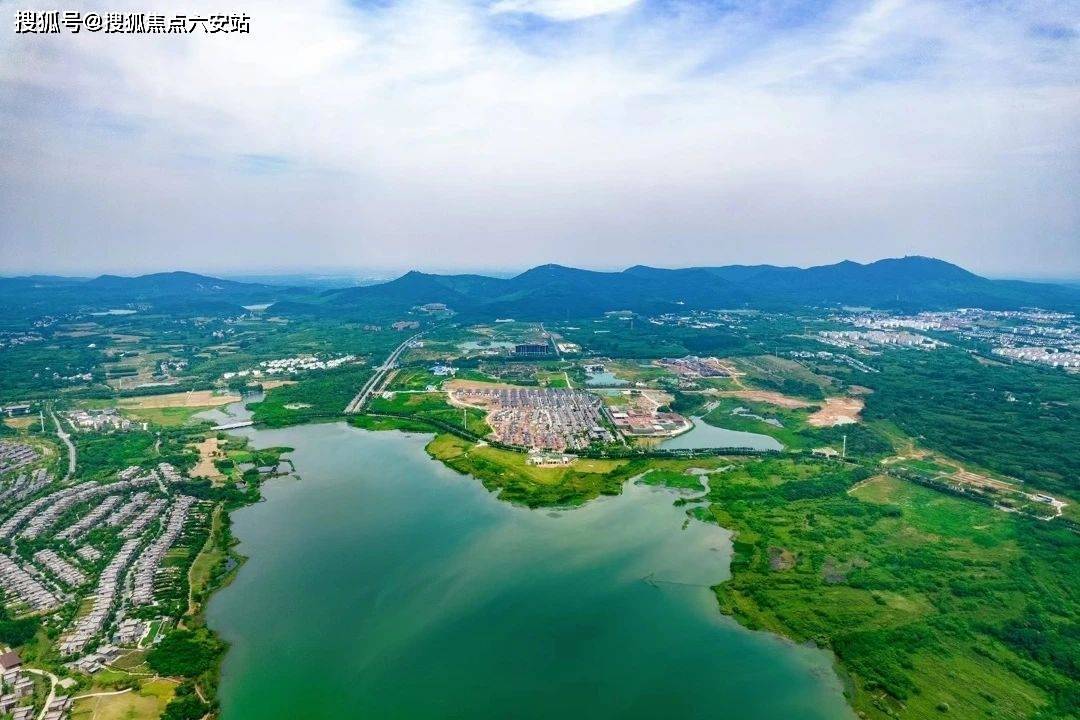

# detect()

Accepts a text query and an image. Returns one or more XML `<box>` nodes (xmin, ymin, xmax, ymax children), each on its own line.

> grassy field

<box><xmin>636</xmin><ymin>467</ymin><xmax>708</xmax><ymax>491</ymax></box>
<box><xmin>119</xmin><ymin>405</ymin><xmax>212</xmax><ymax>427</ymax></box>
<box><xmin>426</xmin><ymin>434</ymin><xmax>628</xmax><ymax>505</ymax></box>
<box><xmin>427</xmin><ymin>433</ymin><xmax>740</xmax><ymax>506</ymax></box>
<box><xmin>733</xmin><ymin>354</ymin><xmax>835</xmax><ymax>399</ymax></box>
<box><xmin>2</xmin><ymin>415</ymin><xmax>37</xmax><ymax>430</ymax></box>
<box><xmin>118</xmin><ymin>390</ymin><xmax>240</xmax><ymax>409</ymax></box>
<box><xmin>369</xmin><ymin>391</ymin><xmax>493</xmax><ymax>436</ymax></box>
<box><xmin>70</xmin><ymin>677</ymin><xmax>176</xmax><ymax>720</ymax></box>
<box><xmin>388</xmin><ymin>367</ymin><xmax>446</xmax><ymax>391</ymax></box>
<box><xmin>673</xmin><ymin>462</ymin><xmax>1080</xmax><ymax>720</ymax></box>
<box><xmin>536</xmin><ymin>370</ymin><xmax>570</xmax><ymax>387</ymax></box>
<box><xmin>187</xmin><ymin>504</ymin><xmax>225</xmax><ymax>616</ymax></box>
<box><xmin>349</xmin><ymin>414</ymin><xmax>436</xmax><ymax>433</ymax></box>
<box><xmin>72</xmin><ymin>679</ymin><xmax>176</xmax><ymax>720</ymax></box>
<box><xmin>603</xmin><ymin>360</ymin><xmax>671</xmax><ymax>385</ymax></box>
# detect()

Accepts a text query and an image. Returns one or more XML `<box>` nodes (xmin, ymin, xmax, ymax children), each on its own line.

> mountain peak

<box><xmin>307</xmin><ymin>255</ymin><xmax>1079</xmax><ymax>318</ymax></box>
<box><xmin>864</xmin><ymin>256</ymin><xmax>977</xmax><ymax>280</ymax></box>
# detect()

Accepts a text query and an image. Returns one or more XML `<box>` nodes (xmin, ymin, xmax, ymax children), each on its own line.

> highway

<box><xmin>345</xmin><ymin>332</ymin><xmax>423</xmax><ymax>414</ymax></box>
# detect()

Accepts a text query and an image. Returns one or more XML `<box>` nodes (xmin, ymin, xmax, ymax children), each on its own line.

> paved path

<box><xmin>345</xmin><ymin>332</ymin><xmax>422</xmax><ymax>413</ymax></box>
<box><xmin>50</xmin><ymin>412</ymin><xmax>76</xmax><ymax>482</ymax></box>
<box><xmin>73</xmin><ymin>688</ymin><xmax>132</xmax><ymax>700</ymax></box>
<box><xmin>22</xmin><ymin>667</ymin><xmax>58</xmax><ymax>720</ymax></box>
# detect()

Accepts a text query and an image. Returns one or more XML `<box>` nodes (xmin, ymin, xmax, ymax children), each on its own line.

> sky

<box><xmin>1</xmin><ymin>0</ymin><xmax>1078</xmax><ymax>278</ymax></box>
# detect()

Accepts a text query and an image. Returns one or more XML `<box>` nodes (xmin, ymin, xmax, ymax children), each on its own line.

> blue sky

<box><xmin>1</xmin><ymin>0</ymin><xmax>1078</xmax><ymax>277</ymax></box>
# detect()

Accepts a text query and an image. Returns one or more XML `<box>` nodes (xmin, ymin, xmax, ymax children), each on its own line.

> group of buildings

<box><xmin>64</xmin><ymin>408</ymin><xmax>133</xmax><ymax>433</ymax></box>
<box><xmin>222</xmin><ymin>353</ymin><xmax>358</xmax><ymax>380</ymax></box>
<box><xmin>992</xmin><ymin>346</ymin><xmax>1080</xmax><ymax>368</ymax></box>
<box><xmin>0</xmin><ymin>332</ymin><xmax>44</xmax><ymax>351</ymax></box>
<box><xmin>32</xmin><ymin>549</ymin><xmax>85</xmax><ymax>587</ymax></box>
<box><xmin>788</xmin><ymin>350</ymin><xmax>878</xmax><ymax>373</ymax></box>
<box><xmin>607</xmin><ymin>408</ymin><xmax>690</xmax><ymax>437</ymax></box>
<box><xmin>602</xmin><ymin>388</ymin><xmax>690</xmax><ymax>438</ymax></box>
<box><xmin>839</xmin><ymin>308</ymin><xmax>1079</xmax><ymax>371</ymax></box>
<box><xmin>646</xmin><ymin>310</ymin><xmax>752</xmax><ymax>331</ymax></box>
<box><xmin>514</xmin><ymin>343</ymin><xmax>553</xmax><ymax>358</ymax></box>
<box><xmin>450</xmin><ymin>387</ymin><xmax>613</xmax><ymax>450</ymax></box>
<box><xmin>655</xmin><ymin>356</ymin><xmax>732</xmax><ymax>378</ymax></box>
<box><xmin>430</xmin><ymin>364</ymin><xmax>457</xmax><ymax>377</ymax></box>
<box><xmin>130</xmin><ymin>496</ymin><xmax>195</xmax><ymax>606</ymax></box>
<box><xmin>0</xmin><ymin>444</ymin><xmax>39</xmax><ymax>476</ymax></box>
<box><xmin>0</xmin><ymin>554</ymin><xmax>58</xmax><ymax>612</ymax></box>
<box><xmin>818</xmin><ymin>329</ymin><xmax>946</xmax><ymax>352</ymax></box>
<box><xmin>0</xmin><ymin>470</ymin><xmax>50</xmax><ymax>509</ymax></box>
<box><xmin>0</xmin><ymin>459</ymin><xmax>207</xmax><ymax>710</ymax></box>
<box><xmin>0</xmin><ymin>654</ymin><xmax>37</xmax><ymax>720</ymax></box>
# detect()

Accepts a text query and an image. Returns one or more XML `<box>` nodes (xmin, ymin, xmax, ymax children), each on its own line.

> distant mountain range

<box><xmin>0</xmin><ymin>271</ymin><xmax>292</xmax><ymax>323</ymax></box>
<box><xmin>309</xmin><ymin>256</ymin><xmax>1080</xmax><ymax>318</ymax></box>
<box><xmin>2</xmin><ymin>258</ymin><xmax>1078</xmax><ymax>322</ymax></box>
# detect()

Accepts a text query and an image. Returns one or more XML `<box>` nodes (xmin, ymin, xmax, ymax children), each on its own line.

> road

<box><xmin>345</xmin><ymin>332</ymin><xmax>423</xmax><ymax>414</ymax></box>
<box><xmin>50</xmin><ymin>411</ymin><xmax>76</xmax><ymax>482</ymax></box>
<box><xmin>23</xmin><ymin>667</ymin><xmax>58</xmax><ymax>720</ymax></box>
<box><xmin>541</xmin><ymin>322</ymin><xmax>560</xmax><ymax>357</ymax></box>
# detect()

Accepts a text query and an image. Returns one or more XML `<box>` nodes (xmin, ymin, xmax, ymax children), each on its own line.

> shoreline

<box><xmin>200</xmin><ymin>417</ymin><xmax>856</xmax><ymax>720</ymax></box>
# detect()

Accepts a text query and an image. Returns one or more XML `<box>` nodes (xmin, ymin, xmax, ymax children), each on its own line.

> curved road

<box><xmin>345</xmin><ymin>332</ymin><xmax>423</xmax><ymax>414</ymax></box>
<box><xmin>50</xmin><ymin>411</ymin><xmax>76</xmax><ymax>482</ymax></box>
<box><xmin>22</xmin><ymin>667</ymin><xmax>58</xmax><ymax>720</ymax></box>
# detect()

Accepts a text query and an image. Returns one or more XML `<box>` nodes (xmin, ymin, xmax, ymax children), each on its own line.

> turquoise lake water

<box><xmin>206</xmin><ymin>421</ymin><xmax>849</xmax><ymax>719</ymax></box>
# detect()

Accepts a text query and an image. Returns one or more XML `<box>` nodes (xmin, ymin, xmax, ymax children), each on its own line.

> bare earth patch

<box><xmin>807</xmin><ymin>396</ymin><xmax>864</xmax><ymax>427</ymax></box>
<box><xmin>950</xmin><ymin>469</ymin><xmax>1017</xmax><ymax>493</ymax></box>
<box><xmin>768</xmin><ymin>546</ymin><xmax>796</xmax><ymax>571</ymax></box>
<box><xmin>712</xmin><ymin>390</ymin><xmax>813</xmax><ymax>409</ymax></box>
<box><xmin>119</xmin><ymin>390</ymin><xmax>240</xmax><ymax>409</ymax></box>
<box><xmin>257</xmin><ymin>379</ymin><xmax>296</xmax><ymax>390</ymax></box>
<box><xmin>192</xmin><ymin>437</ymin><xmax>225</xmax><ymax>484</ymax></box>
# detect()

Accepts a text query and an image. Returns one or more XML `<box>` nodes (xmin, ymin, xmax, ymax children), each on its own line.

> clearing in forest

<box><xmin>807</xmin><ymin>396</ymin><xmax>864</xmax><ymax>427</ymax></box>
<box><xmin>191</xmin><ymin>437</ymin><xmax>225</xmax><ymax>483</ymax></box>
<box><xmin>119</xmin><ymin>390</ymin><xmax>241</xmax><ymax>409</ymax></box>
<box><xmin>712</xmin><ymin>390</ymin><xmax>814</xmax><ymax>409</ymax></box>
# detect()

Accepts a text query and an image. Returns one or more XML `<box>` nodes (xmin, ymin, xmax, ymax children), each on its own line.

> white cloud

<box><xmin>0</xmin><ymin>0</ymin><xmax>1078</xmax><ymax>276</ymax></box>
<box><xmin>489</xmin><ymin>0</ymin><xmax>640</xmax><ymax>22</ymax></box>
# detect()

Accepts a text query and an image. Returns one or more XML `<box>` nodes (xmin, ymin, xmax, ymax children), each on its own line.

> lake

<box><xmin>207</xmin><ymin>422</ymin><xmax>848</xmax><ymax>719</ymax></box>
<box><xmin>90</xmin><ymin>308</ymin><xmax>137</xmax><ymax>316</ymax></box>
<box><xmin>661</xmin><ymin>416</ymin><xmax>783</xmax><ymax>451</ymax></box>
<box><xmin>585</xmin><ymin>370</ymin><xmax>629</xmax><ymax>387</ymax></box>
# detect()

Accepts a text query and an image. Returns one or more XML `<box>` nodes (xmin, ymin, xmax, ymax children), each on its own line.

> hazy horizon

<box><xmin>3</xmin><ymin>255</ymin><xmax>1080</xmax><ymax>284</ymax></box>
